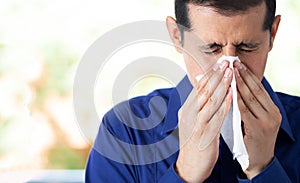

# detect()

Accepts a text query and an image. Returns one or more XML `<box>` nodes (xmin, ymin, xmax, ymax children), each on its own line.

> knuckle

<box><xmin>178</xmin><ymin>108</ymin><xmax>183</xmax><ymax>118</ymax></box>
<box><xmin>195</xmin><ymin>82</ymin><xmax>202</xmax><ymax>91</ymax></box>
<box><xmin>264</xmin><ymin>123</ymin><xmax>278</xmax><ymax>134</ymax></box>
<box><xmin>261</xmin><ymin>119</ymin><xmax>280</xmax><ymax>134</ymax></box>
<box><xmin>247</xmin><ymin>95</ymin><xmax>257</xmax><ymax>104</ymax></box>
<box><xmin>263</xmin><ymin>107</ymin><xmax>282</xmax><ymax>133</ymax></box>
<box><xmin>240</xmin><ymin>105</ymin><xmax>249</xmax><ymax>114</ymax></box>
<box><xmin>197</xmin><ymin>112</ymin><xmax>204</xmax><ymax>123</ymax></box>
<box><xmin>201</xmin><ymin>88</ymin><xmax>211</xmax><ymax>99</ymax></box>
<box><xmin>215</xmin><ymin>105</ymin><xmax>224</xmax><ymax>116</ymax></box>
<box><xmin>198</xmin><ymin>75</ymin><xmax>208</xmax><ymax>87</ymax></box>
<box><xmin>274</xmin><ymin>107</ymin><xmax>282</xmax><ymax>120</ymax></box>
<box><xmin>208</xmin><ymin>96</ymin><xmax>218</xmax><ymax>106</ymax></box>
<box><xmin>273</xmin><ymin>121</ymin><xmax>281</xmax><ymax>131</ymax></box>
<box><xmin>273</xmin><ymin>113</ymin><xmax>282</xmax><ymax>129</ymax></box>
<box><xmin>215</xmin><ymin>103</ymin><xmax>227</xmax><ymax>120</ymax></box>
<box><xmin>244</xmin><ymin>126</ymin><xmax>253</xmax><ymax>139</ymax></box>
<box><xmin>253</xmin><ymin>85</ymin><xmax>264</xmax><ymax>96</ymax></box>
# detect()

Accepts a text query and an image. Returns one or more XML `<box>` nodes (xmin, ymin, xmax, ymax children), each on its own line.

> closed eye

<box><xmin>239</xmin><ymin>48</ymin><xmax>255</xmax><ymax>52</ymax></box>
<box><xmin>237</xmin><ymin>42</ymin><xmax>260</xmax><ymax>53</ymax></box>
<box><xmin>204</xmin><ymin>47</ymin><xmax>222</xmax><ymax>55</ymax></box>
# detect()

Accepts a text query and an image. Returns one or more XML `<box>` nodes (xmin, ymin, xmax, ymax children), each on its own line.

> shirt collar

<box><xmin>162</xmin><ymin>76</ymin><xmax>295</xmax><ymax>142</ymax></box>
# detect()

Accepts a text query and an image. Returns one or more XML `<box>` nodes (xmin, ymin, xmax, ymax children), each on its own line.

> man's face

<box><xmin>182</xmin><ymin>2</ymin><xmax>274</xmax><ymax>86</ymax></box>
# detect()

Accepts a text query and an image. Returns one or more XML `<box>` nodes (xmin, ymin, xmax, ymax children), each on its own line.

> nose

<box><xmin>223</xmin><ymin>45</ymin><xmax>237</xmax><ymax>56</ymax></box>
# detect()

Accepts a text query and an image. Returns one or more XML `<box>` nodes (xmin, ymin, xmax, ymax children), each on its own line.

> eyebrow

<box><xmin>234</xmin><ymin>42</ymin><xmax>261</xmax><ymax>48</ymax></box>
<box><xmin>198</xmin><ymin>42</ymin><xmax>261</xmax><ymax>50</ymax></box>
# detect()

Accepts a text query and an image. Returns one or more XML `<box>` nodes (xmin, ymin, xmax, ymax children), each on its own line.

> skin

<box><xmin>166</xmin><ymin>2</ymin><xmax>281</xmax><ymax>182</ymax></box>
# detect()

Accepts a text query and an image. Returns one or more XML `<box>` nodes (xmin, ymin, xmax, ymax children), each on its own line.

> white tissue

<box><xmin>196</xmin><ymin>56</ymin><xmax>249</xmax><ymax>171</ymax></box>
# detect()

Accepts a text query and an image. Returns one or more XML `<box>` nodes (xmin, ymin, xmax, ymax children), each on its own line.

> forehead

<box><xmin>186</xmin><ymin>3</ymin><xmax>267</xmax><ymax>39</ymax></box>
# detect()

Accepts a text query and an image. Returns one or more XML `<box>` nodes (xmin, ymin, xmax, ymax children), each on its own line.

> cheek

<box><xmin>183</xmin><ymin>53</ymin><xmax>218</xmax><ymax>87</ymax></box>
<box><xmin>183</xmin><ymin>51</ymin><xmax>217</xmax><ymax>74</ymax></box>
<box><xmin>183</xmin><ymin>54</ymin><xmax>201</xmax><ymax>85</ymax></box>
<box><xmin>240</xmin><ymin>53</ymin><xmax>267</xmax><ymax>81</ymax></box>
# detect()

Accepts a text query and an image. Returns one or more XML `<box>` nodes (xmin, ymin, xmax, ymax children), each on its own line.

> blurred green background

<box><xmin>0</xmin><ymin>0</ymin><xmax>299</xmax><ymax>171</ymax></box>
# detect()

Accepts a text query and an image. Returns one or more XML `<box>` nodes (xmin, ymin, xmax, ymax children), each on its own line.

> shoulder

<box><xmin>100</xmin><ymin>87</ymin><xmax>175</xmax><ymax>141</ymax></box>
<box><xmin>106</xmin><ymin>87</ymin><xmax>174</xmax><ymax>122</ymax></box>
<box><xmin>126</xmin><ymin>87</ymin><xmax>174</xmax><ymax>117</ymax></box>
<box><xmin>276</xmin><ymin>92</ymin><xmax>300</xmax><ymax>126</ymax></box>
<box><xmin>93</xmin><ymin>87</ymin><xmax>176</xmax><ymax>165</ymax></box>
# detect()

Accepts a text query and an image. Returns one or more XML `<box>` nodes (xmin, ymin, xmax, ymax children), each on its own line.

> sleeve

<box><xmin>85</xmin><ymin>148</ymin><xmax>137</xmax><ymax>183</ymax></box>
<box><xmin>85</xmin><ymin>112</ymin><xmax>138</xmax><ymax>183</ymax></box>
<box><xmin>158</xmin><ymin>163</ymin><xmax>184</xmax><ymax>183</ymax></box>
<box><xmin>237</xmin><ymin>157</ymin><xmax>292</xmax><ymax>183</ymax></box>
<box><xmin>85</xmin><ymin>96</ymin><xmax>183</xmax><ymax>183</ymax></box>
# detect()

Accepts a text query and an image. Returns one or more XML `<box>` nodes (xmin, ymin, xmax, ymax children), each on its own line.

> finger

<box><xmin>178</xmin><ymin>89</ymin><xmax>201</xmax><ymax>139</ymax></box>
<box><xmin>178</xmin><ymin>62</ymin><xmax>228</xmax><ymax>140</ymax></box>
<box><xmin>237</xmin><ymin>91</ymin><xmax>258</xmax><ymax>139</ymax></box>
<box><xmin>197</xmin><ymin>68</ymin><xmax>233</xmax><ymax>126</ymax></box>
<box><xmin>198</xmin><ymin>87</ymin><xmax>233</xmax><ymax>151</ymax></box>
<box><xmin>235</xmin><ymin>62</ymin><xmax>273</xmax><ymax>111</ymax></box>
<box><xmin>181</xmin><ymin>88</ymin><xmax>202</xmax><ymax>115</ymax></box>
<box><xmin>179</xmin><ymin>61</ymin><xmax>230</xmax><ymax>143</ymax></box>
<box><xmin>237</xmin><ymin>91</ymin><xmax>256</xmax><ymax>122</ymax></box>
<box><xmin>195</xmin><ymin>60</ymin><xmax>229</xmax><ymax>91</ymax></box>
<box><xmin>196</xmin><ymin>62</ymin><xmax>230</xmax><ymax>115</ymax></box>
<box><xmin>235</xmin><ymin>68</ymin><xmax>265</xmax><ymax>118</ymax></box>
<box><xmin>181</xmin><ymin>61</ymin><xmax>228</xmax><ymax>114</ymax></box>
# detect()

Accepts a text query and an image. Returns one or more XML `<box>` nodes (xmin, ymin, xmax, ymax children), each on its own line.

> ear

<box><xmin>269</xmin><ymin>15</ymin><xmax>281</xmax><ymax>51</ymax></box>
<box><xmin>166</xmin><ymin>16</ymin><xmax>183</xmax><ymax>54</ymax></box>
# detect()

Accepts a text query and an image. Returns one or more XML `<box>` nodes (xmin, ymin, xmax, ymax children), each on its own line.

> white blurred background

<box><xmin>0</xmin><ymin>0</ymin><xmax>299</xmax><ymax>173</ymax></box>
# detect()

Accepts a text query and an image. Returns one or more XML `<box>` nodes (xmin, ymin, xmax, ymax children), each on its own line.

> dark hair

<box><xmin>175</xmin><ymin>0</ymin><xmax>276</xmax><ymax>34</ymax></box>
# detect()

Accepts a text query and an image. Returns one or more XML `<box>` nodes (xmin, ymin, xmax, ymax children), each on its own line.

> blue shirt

<box><xmin>85</xmin><ymin>76</ymin><xmax>300</xmax><ymax>183</ymax></box>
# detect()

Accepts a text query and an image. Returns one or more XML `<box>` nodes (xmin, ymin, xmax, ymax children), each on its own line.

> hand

<box><xmin>234</xmin><ymin>62</ymin><xmax>282</xmax><ymax>179</ymax></box>
<box><xmin>175</xmin><ymin>61</ymin><xmax>233</xmax><ymax>183</ymax></box>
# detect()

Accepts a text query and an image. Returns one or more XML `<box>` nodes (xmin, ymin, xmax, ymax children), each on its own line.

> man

<box><xmin>86</xmin><ymin>0</ymin><xmax>300</xmax><ymax>182</ymax></box>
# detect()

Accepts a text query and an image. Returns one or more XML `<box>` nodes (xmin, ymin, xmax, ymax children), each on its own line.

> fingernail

<box><xmin>235</xmin><ymin>68</ymin><xmax>240</xmax><ymax>77</ymax></box>
<box><xmin>195</xmin><ymin>74</ymin><xmax>203</xmax><ymax>82</ymax></box>
<box><xmin>219</xmin><ymin>61</ymin><xmax>227</xmax><ymax>71</ymax></box>
<box><xmin>224</xmin><ymin>68</ymin><xmax>231</xmax><ymax>78</ymax></box>
<box><xmin>238</xmin><ymin>62</ymin><xmax>246</xmax><ymax>70</ymax></box>
<box><xmin>213</xmin><ymin>62</ymin><xmax>220</xmax><ymax>71</ymax></box>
